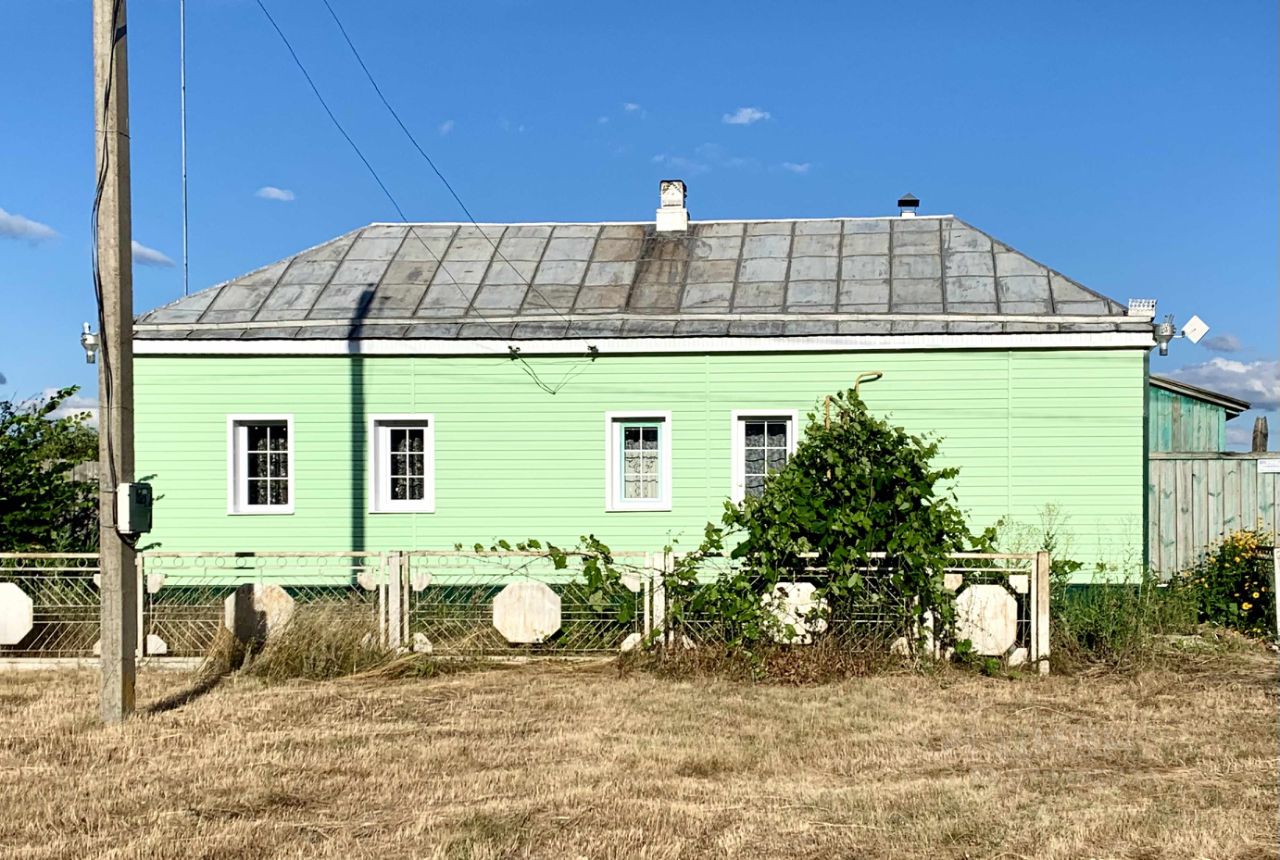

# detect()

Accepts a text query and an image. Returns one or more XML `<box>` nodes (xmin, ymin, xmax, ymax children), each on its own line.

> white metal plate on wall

<box><xmin>0</xmin><ymin>583</ymin><xmax>34</xmax><ymax>645</ymax></box>
<box><xmin>492</xmin><ymin>581</ymin><xmax>562</xmax><ymax>644</ymax></box>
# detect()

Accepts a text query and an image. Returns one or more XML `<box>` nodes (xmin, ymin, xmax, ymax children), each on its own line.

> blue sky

<box><xmin>1</xmin><ymin>0</ymin><xmax>1276</xmax><ymax>445</ymax></box>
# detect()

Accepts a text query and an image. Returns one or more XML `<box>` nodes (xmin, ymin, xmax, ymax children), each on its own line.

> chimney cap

<box><xmin>659</xmin><ymin>179</ymin><xmax>687</xmax><ymax>208</ymax></box>
<box><xmin>656</xmin><ymin>179</ymin><xmax>689</xmax><ymax>232</ymax></box>
<box><xmin>897</xmin><ymin>193</ymin><xmax>919</xmax><ymax>210</ymax></box>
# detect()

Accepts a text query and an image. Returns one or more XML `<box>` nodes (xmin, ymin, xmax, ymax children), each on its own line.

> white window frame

<box><xmin>604</xmin><ymin>411</ymin><xmax>673</xmax><ymax>512</ymax></box>
<box><xmin>227</xmin><ymin>414</ymin><xmax>295</xmax><ymax>515</ymax></box>
<box><xmin>730</xmin><ymin>409</ymin><xmax>799</xmax><ymax>502</ymax></box>
<box><xmin>368</xmin><ymin>413</ymin><xmax>436</xmax><ymax>514</ymax></box>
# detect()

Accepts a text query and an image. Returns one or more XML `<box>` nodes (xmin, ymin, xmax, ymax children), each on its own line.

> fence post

<box><xmin>651</xmin><ymin>551</ymin><xmax>668</xmax><ymax>645</ymax></box>
<box><xmin>384</xmin><ymin>553</ymin><xmax>405</xmax><ymax>650</ymax></box>
<box><xmin>1272</xmin><ymin>547</ymin><xmax>1279</xmax><ymax>643</ymax></box>
<box><xmin>1034</xmin><ymin>551</ymin><xmax>1051</xmax><ymax>675</ymax></box>
<box><xmin>135</xmin><ymin>554</ymin><xmax>145</xmax><ymax>658</ymax></box>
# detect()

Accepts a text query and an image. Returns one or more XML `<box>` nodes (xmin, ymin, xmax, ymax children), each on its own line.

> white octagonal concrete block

<box><xmin>145</xmin><ymin>634</ymin><xmax>168</xmax><ymax>655</ymax></box>
<box><xmin>492</xmin><ymin>581</ymin><xmax>561</xmax><ymax>644</ymax></box>
<box><xmin>412</xmin><ymin>632</ymin><xmax>434</xmax><ymax>654</ymax></box>
<box><xmin>767</xmin><ymin>581</ymin><xmax>827</xmax><ymax>645</ymax></box>
<box><xmin>955</xmin><ymin>583</ymin><xmax>1018</xmax><ymax>656</ymax></box>
<box><xmin>0</xmin><ymin>583</ymin><xmax>34</xmax><ymax>645</ymax></box>
<box><xmin>223</xmin><ymin>583</ymin><xmax>295</xmax><ymax>645</ymax></box>
<box><xmin>619</xmin><ymin>632</ymin><xmax>643</xmax><ymax>652</ymax></box>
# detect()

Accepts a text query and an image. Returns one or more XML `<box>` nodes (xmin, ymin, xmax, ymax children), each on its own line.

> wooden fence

<box><xmin>1148</xmin><ymin>452</ymin><xmax>1280</xmax><ymax>576</ymax></box>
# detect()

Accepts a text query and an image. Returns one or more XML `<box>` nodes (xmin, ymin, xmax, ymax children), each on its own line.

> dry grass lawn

<box><xmin>0</xmin><ymin>651</ymin><xmax>1275</xmax><ymax>859</ymax></box>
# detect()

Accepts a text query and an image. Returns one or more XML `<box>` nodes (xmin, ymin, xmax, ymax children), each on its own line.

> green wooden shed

<box><xmin>132</xmin><ymin>186</ymin><xmax>1160</xmax><ymax>574</ymax></box>
<box><xmin>1147</xmin><ymin>374</ymin><xmax>1249</xmax><ymax>453</ymax></box>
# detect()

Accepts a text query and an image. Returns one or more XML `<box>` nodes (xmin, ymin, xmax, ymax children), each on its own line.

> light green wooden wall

<box><xmin>1147</xmin><ymin>386</ymin><xmax>1227</xmax><ymax>452</ymax></box>
<box><xmin>134</xmin><ymin>349</ymin><xmax>1146</xmax><ymax>571</ymax></box>
<box><xmin>1148</xmin><ymin>453</ymin><xmax>1279</xmax><ymax>576</ymax></box>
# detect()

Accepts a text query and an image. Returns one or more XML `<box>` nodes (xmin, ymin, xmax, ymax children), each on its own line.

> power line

<box><xmin>317</xmin><ymin>0</ymin><xmax>583</xmax><ymax>338</ymax></box>
<box><xmin>252</xmin><ymin>0</ymin><xmax>563</xmax><ymax>394</ymax></box>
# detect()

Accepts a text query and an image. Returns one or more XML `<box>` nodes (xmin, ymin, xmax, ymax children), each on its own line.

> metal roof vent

<box><xmin>897</xmin><ymin>193</ymin><xmax>919</xmax><ymax>218</ymax></box>
<box><xmin>656</xmin><ymin>179</ymin><xmax>689</xmax><ymax>232</ymax></box>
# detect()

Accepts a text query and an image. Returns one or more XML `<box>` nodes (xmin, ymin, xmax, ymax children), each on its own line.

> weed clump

<box><xmin>242</xmin><ymin>607</ymin><xmax>396</xmax><ymax>683</ymax></box>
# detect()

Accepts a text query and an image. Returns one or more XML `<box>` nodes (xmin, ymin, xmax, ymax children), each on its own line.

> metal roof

<box><xmin>135</xmin><ymin>215</ymin><xmax>1149</xmax><ymax>340</ymax></box>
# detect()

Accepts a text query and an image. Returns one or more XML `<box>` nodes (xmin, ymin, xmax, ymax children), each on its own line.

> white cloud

<box><xmin>254</xmin><ymin>185</ymin><xmax>295</xmax><ymax>202</ymax></box>
<box><xmin>597</xmin><ymin>116</ymin><xmax>610</xmax><ymax>125</ymax></box>
<box><xmin>131</xmin><ymin>240</ymin><xmax>175</xmax><ymax>268</ymax></box>
<box><xmin>0</xmin><ymin>207</ymin><xmax>58</xmax><ymax>243</ymax></box>
<box><xmin>1225</xmin><ymin>419</ymin><xmax>1260</xmax><ymax>449</ymax></box>
<box><xmin>722</xmin><ymin>106</ymin><xmax>770</xmax><ymax>125</ymax></box>
<box><xmin>30</xmin><ymin>388</ymin><xmax>98</xmax><ymax>427</ymax></box>
<box><xmin>1200</xmin><ymin>333</ymin><xmax>1242</xmax><ymax>353</ymax></box>
<box><xmin>438</xmin><ymin>119</ymin><xmax>455</xmax><ymax>136</ymax></box>
<box><xmin>623</xmin><ymin>102</ymin><xmax>642</xmax><ymax>112</ymax></box>
<box><xmin>1169</xmin><ymin>357</ymin><xmax>1280</xmax><ymax>411</ymax></box>
<box><xmin>651</xmin><ymin>153</ymin><xmax>710</xmax><ymax>176</ymax></box>
<box><xmin>781</xmin><ymin>162</ymin><xmax>811</xmax><ymax>174</ymax></box>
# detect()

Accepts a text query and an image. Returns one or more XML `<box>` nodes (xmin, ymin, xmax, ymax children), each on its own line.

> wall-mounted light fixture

<box><xmin>80</xmin><ymin>323</ymin><xmax>100</xmax><ymax>365</ymax></box>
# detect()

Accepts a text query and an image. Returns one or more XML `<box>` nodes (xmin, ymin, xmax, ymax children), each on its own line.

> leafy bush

<box><xmin>0</xmin><ymin>387</ymin><xmax>98</xmax><ymax>551</ymax></box>
<box><xmin>663</xmin><ymin>388</ymin><xmax>993</xmax><ymax>660</ymax></box>
<box><xmin>1172</xmin><ymin>528</ymin><xmax>1275</xmax><ymax>638</ymax></box>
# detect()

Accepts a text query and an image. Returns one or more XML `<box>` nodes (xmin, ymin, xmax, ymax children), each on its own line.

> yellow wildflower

<box><xmin>1252</xmin><ymin>592</ymin><xmax>1260</xmax><ymax>599</ymax></box>
<box><xmin>1242</xmin><ymin>602</ymin><xmax>1253</xmax><ymax>611</ymax></box>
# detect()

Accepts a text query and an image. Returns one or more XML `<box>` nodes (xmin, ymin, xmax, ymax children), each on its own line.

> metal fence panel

<box><xmin>0</xmin><ymin>550</ymin><xmax>1049</xmax><ymax>670</ymax></box>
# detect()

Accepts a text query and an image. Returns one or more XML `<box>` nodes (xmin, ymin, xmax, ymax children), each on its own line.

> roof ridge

<box><xmin>137</xmin><ymin>225</ymin><xmax>367</xmax><ymax>319</ymax></box>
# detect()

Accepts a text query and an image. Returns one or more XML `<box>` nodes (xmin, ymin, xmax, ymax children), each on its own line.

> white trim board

<box><xmin>226</xmin><ymin>414</ymin><xmax>295</xmax><ymax>515</ymax></box>
<box><xmin>136</xmin><ymin>332</ymin><xmax>1155</xmax><ymax>357</ymax></box>
<box><xmin>729</xmin><ymin>409</ymin><xmax>800</xmax><ymax>503</ymax></box>
<box><xmin>367</xmin><ymin>413</ymin><xmax>436</xmax><ymax>514</ymax></box>
<box><xmin>604</xmin><ymin>411</ymin><xmax>673</xmax><ymax>513</ymax></box>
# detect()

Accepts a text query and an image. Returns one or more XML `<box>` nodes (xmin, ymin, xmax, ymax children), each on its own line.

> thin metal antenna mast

<box><xmin>180</xmin><ymin>0</ymin><xmax>189</xmax><ymax>296</ymax></box>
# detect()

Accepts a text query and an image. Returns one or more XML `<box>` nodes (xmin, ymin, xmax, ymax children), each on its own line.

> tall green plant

<box><xmin>667</xmin><ymin>389</ymin><xmax>992</xmax><ymax>655</ymax></box>
<box><xmin>0</xmin><ymin>387</ymin><xmax>98</xmax><ymax>551</ymax></box>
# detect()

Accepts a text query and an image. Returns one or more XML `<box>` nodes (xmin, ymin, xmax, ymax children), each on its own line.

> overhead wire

<box><xmin>253</xmin><ymin>0</ymin><xmax>562</xmax><ymax>394</ymax></box>
<box><xmin>317</xmin><ymin>0</ymin><xmax>584</xmax><ymax>342</ymax></box>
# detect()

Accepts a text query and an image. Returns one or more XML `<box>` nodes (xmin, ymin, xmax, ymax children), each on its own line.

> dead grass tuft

<box><xmin>627</xmin><ymin>638</ymin><xmax>916</xmax><ymax>684</ymax></box>
<box><xmin>243</xmin><ymin>606</ymin><xmax>397</xmax><ymax>683</ymax></box>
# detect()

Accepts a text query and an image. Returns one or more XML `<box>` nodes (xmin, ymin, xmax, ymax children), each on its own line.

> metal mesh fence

<box><xmin>403</xmin><ymin>551</ymin><xmax>651</xmax><ymax>655</ymax></box>
<box><xmin>662</xmin><ymin>552</ymin><xmax>1045</xmax><ymax>669</ymax></box>
<box><xmin>0</xmin><ymin>554</ymin><xmax>101</xmax><ymax>658</ymax></box>
<box><xmin>141</xmin><ymin>553</ymin><xmax>386</xmax><ymax>657</ymax></box>
<box><xmin>0</xmin><ymin>550</ymin><xmax>1047</xmax><ymax>669</ymax></box>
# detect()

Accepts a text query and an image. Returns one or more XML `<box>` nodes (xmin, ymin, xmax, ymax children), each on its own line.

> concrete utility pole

<box><xmin>94</xmin><ymin>0</ymin><xmax>137</xmax><ymax>724</ymax></box>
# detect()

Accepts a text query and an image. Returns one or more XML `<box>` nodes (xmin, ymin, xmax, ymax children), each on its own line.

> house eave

<box><xmin>133</xmin><ymin>331</ymin><xmax>1157</xmax><ymax>357</ymax></box>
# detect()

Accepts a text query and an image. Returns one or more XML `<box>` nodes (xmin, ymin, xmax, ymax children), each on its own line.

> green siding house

<box><xmin>133</xmin><ymin>186</ymin><xmax>1158</xmax><ymax>571</ymax></box>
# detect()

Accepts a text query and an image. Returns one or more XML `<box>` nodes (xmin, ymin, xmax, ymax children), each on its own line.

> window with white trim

<box><xmin>370</xmin><ymin>415</ymin><xmax>435</xmax><ymax>513</ymax></box>
<box><xmin>605</xmin><ymin>412</ymin><xmax>672</xmax><ymax>511</ymax></box>
<box><xmin>731</xmin><ymin>411</ymin><xmax>797</xmax><ymax>501</ymax></box>
<box><xmin>228</xmin><ymin>416</ymin><xmax>294</xmax><ymax>514</ymax></box>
